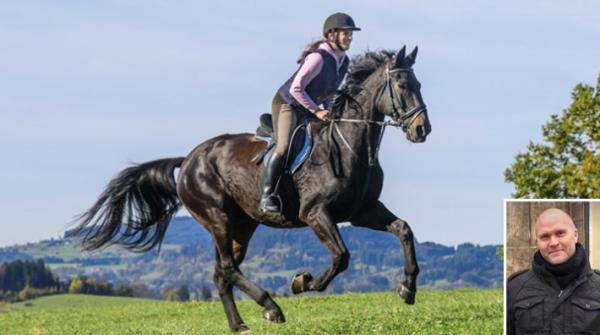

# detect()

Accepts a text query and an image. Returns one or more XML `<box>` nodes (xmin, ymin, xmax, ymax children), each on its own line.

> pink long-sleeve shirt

<box><xmin>288</xmin><ymin>42</ymin><xmax>348</xmax><ymax>113</ymax></box>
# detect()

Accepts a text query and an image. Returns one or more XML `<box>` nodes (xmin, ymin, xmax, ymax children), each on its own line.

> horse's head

<box><xmin>378</xmin><ymin>46</ymin><xmax>431</xmax><ymax>143</ymax></box>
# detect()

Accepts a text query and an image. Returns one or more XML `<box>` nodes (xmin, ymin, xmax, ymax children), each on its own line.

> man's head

<box><xmin>535</xmin><ymin>208</ymin><xmax>579</xmax><ymax>265</ymax></box>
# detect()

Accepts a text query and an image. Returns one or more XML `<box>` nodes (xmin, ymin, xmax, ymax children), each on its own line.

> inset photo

<box><xmin>505</xmin><ymin>200</ymin><xmax>600</xmax><ymax>335</ymax></box>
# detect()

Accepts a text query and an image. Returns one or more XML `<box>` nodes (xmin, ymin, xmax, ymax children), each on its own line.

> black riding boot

<box><xmin>259</xmin><ymin>152</ymin><xmax>285</xmax><ymax>214</ymax></box>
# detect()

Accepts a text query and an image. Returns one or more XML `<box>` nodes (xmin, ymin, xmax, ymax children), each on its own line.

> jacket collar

<box><xmin>318</xmin><ymin>42</ymin><xmax>348</xmax><ymax>69</ymax></box>
<box><xmin>532</xmin><ymin>243</ymin><xmax>592</xmax><ymax>290</ymax></box>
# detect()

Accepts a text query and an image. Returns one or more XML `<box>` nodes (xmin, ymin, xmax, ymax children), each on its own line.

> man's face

<box><xmin>535</xmin><ymin>209</ymin><xmax>578</xmax><ymax>265</ymax></box>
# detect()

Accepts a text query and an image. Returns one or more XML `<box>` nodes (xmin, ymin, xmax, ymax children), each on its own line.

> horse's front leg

<box><xmin>292</xmin><ymin>205</ymin><xmax>349</xmax><ymax>294</ymax></box>
<box><xmin>350</xmin><ymin>200</ymin><xmax>419</xmax><ymax>304</ymax></box>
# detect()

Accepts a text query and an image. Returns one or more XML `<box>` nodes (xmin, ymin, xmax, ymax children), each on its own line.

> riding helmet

<box><xmin>323</xmin><ymin>12</ymin><xmax>361</xmax><ymax>36</ymax></box>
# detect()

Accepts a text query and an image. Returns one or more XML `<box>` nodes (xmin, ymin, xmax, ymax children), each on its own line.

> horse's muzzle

<box><xmin>407</xmin><ymin>122</ymin><xmax>430</xmax><ymax>143</ymax></box>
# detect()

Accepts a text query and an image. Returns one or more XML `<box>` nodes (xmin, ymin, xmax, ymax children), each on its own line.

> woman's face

<box><xmin>329</xmin><ymin>29</ymin><xmax>353</xmax><ymax>51</ymax></box>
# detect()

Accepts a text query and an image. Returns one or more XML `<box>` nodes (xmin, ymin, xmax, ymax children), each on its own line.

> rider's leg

<box><xmin>274</xmin><ymin>104</ymin><xmax>295</xmax><ymax>156</ymax></box>
<box><xmin>271</xmin><ymin>94</ymin><xmax>285</xmax><ymax>140</ymax></box>
<box><xmin>259</xmin><ymin>103</ymin><xmax>296</xmax><ymax>214</ymax></box>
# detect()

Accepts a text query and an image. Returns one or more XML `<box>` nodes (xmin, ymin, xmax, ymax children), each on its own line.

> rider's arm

<box><xmin>323</xmin><ymin>98</ymin><xmax>334</xmax><ymax>111</ymax></box>
<box><xmin>289</xmin><ymin>52</ymin><xmax>323</xmax><ymax>113</ymax></box>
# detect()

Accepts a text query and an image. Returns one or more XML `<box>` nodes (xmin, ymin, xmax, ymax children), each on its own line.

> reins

<box><xmin>330</xmin><ymin>118</ymin><xmax>398</xmax><ymax>167</ymax></box>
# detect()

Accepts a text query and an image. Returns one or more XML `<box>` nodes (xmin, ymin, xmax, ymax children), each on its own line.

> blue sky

<box><xmin>0</xmin><ymin>1</ymin><xmax>598</xmax><ymax>248</ymax></box>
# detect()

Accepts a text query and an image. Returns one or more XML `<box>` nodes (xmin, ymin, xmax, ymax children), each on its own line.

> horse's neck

<box><xmin>324</xmin><ymin>67</ymin><xmax>389</xmax><ymax>165</ymax></box>
<box><xmin>332</xmin><ymin>93</ymin><xmax>384</xmax><ymax>164</ymax></box>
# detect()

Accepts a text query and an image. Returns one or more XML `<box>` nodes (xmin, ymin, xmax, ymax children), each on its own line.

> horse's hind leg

<box><xmin>212</xmin><ymin>248</ymin><xmax>248</xmax><ymax>332</ymax></box>
<box><xmin>187</xmin><ymin>209</ymin><xmax>248</xmax><ymax>332</ymax></box>
<box><xmin>350</xmin><ymin>201</ymin><xmax>419</xmax><ymax>305</ymax></box>
<box><xmin>229</xmin><ymin>221</ymin><xmax>285</xmax><ymax>323</ymax></box>
<box><xmin>206</xmin><ymin>213</ymin><xmax>284</xmax><ymax>331</ymax></box>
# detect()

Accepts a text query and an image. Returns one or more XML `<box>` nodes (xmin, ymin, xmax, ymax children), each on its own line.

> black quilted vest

<box><xmin>277</xmin><ymin>48</ymin><xmax>349</xmax><ymax>111</ymax></box>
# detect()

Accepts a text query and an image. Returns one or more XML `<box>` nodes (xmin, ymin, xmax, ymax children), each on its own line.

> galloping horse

<box><xmin>75</xmin><ymin>46</ymin><xmax>431</xmax><ymax>332</ymax></box>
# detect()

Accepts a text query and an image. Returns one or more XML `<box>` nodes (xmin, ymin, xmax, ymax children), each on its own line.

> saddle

<box><xmin>254</xmin><ymin>113</ymin><xmax>313</xmax><ymax>174</ymax></box>
<box><xmin>254</xmin><ymin>113</ymin><xmax>315</xmax><ymax>220</ymax></box>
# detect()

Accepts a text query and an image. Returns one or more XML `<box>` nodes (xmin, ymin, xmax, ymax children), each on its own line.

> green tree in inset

<box><xmin>505</xmin><ymin>74</ymin><xmax>600</xmax><ymax>197</ymax></box>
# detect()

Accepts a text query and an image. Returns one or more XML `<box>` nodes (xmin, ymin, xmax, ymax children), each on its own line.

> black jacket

<box><xmin>507</xmin><ymin>247</ymin><xmax>600</xmax><ymax>335</ymax></box>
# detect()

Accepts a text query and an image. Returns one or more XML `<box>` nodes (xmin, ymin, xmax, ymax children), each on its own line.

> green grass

<box><xmin>1</xmin><ymin>289</ymin><xmax>502</xmax><ymax>335</ymax></box>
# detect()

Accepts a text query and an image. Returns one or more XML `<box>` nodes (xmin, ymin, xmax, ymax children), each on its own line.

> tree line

<box><xmin>0</xmin><ymin>259</ymin><xmax>60</xmax><ymax>301</ymax></box>
<box><xmin>0</xmin><ymin>259</ymin><xmax>212</xmax><ymax>303</ymax></box>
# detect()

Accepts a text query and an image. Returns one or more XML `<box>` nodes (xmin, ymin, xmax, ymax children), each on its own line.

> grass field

<box><xmin>1</xmin><ymin>289</ymin><xmax>502</xmax><ymax>335</ymax></box>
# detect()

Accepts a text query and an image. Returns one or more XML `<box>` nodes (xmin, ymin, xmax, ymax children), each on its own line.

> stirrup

<box><xmin>260</xmin><ymin>194</ymin><xmax>282</xmax><ymax>215</ymax></box>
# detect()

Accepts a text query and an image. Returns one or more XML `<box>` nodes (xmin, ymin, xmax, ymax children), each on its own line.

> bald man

<box><xmin>507</xmin><ymin>208</ymin><xmax>600</xmax><ymax>335</ymax></box>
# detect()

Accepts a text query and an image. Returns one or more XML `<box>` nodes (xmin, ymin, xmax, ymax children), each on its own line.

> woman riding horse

<box><xmin>74</xmin><ymin>15</ymin><xmax>431</xmax><ymax>332</ymax></box>
<box><xmin>260</xmin><ymin>12</ymin><xmax>361</xmax><ymax>215</ymax></box>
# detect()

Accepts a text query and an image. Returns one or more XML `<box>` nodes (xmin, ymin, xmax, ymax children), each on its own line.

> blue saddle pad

<box><xmin>261</xmin><ymin>123</ymin><xmax>313</xmax><ymax>174</ymax></box>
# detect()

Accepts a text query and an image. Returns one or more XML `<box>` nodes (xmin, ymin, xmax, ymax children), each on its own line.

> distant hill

<box><xmin>0</xmin><ymin>216</ymin><xmax>502</xmax><ymax>297</ymax></box>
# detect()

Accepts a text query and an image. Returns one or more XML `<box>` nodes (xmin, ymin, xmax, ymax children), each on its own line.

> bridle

<box><xmin>382</xmin><ymin>66</ymin><xmax>427</xmax><ymax>132</ymax></box>
<box><xmin>330</xmin><ymin>64</ymin><xmax>427</xmax><ymax>167</ymax></box>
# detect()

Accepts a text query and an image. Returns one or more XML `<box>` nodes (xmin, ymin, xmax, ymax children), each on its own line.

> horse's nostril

<box><xmin>416</xmin><ymin>125</ymin><xmax>424</xmax><ymax>137</ymax></box>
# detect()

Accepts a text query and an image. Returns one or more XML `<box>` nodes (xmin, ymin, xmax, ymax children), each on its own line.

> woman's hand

<box><xmin>315</xmin><ymin>109</ymin><xmax>330</xmax><ymax>122</ymax></box>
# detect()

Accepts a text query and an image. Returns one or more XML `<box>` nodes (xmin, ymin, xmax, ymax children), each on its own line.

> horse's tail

<box><xmin>73</xmin><ymin>157</ymin><xmax>185</xmax><ymax>252</ymax></box>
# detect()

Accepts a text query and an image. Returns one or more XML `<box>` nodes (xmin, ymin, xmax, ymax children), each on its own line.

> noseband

<box><xmin>383</xmin><ymin>66</ymin><xmax>427</xmax><ymax>131</ymax></box>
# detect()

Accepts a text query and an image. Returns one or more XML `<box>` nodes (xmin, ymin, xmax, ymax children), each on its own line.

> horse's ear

<box><xmin>406</xmin><ymin>46</ymin><xmax>418</xmax><ymax>66</ymax></box>
<box><xmin>394</xmin><ymin>46</ymin><xmax>407</xmax><ymax>68</ymax></box>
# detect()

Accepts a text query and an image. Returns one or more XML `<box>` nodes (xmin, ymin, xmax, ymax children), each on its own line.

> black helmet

<box><xmin>323</xmin><ymin>12</ymin><xmax>361</xmax><ymax>37</ymax></box>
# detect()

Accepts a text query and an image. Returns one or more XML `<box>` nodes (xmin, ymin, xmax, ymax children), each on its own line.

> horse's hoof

<box><xmin>398</xmin><ymin>284</ymin><xmax>415</xmax><ymax>305</ymax></box>
<box><xmin>263</xmin><ymin>308</ymin><xmax>286</xmax><ymax>323</ymax></box>
<box><xmin>291</xmin><ymin>272</ymin><xmax>313</xmax><ymax>294</ymax></box>
<box><xmin>234</xmin><ymin>323</ymin><xmax>251</xmax><ymax>333</ymax></box>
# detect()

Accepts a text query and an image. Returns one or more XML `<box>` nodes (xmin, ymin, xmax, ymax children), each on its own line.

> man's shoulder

<box><xmin>578</xmin><ymin>269</ymin><xmax>600</xmax><ymax>296</ymax></box>
<box><xmin>507</xmin><ymin>269</ymin><xmax>536</xmax><ymax>307</ymax></box>
<box><xmin>507</xmin><ymin>268</ymin><xmax>534</xmax><ymax>288</ymax></box>
<box><xmin>508</xmin><ymin>268</ymin><xmax>532</xmax><ymax>282</ymax></box>
<box><xmin>590</xmin><ymin>269</ymin><xmax>600</xmax><ymax>283</ymax></box>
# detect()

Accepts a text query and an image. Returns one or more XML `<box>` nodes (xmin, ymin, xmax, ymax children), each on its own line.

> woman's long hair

<box><xmin>297</xmin><ymin>39</ymin><xmax>326</xmax><ymax>64</ymax></box>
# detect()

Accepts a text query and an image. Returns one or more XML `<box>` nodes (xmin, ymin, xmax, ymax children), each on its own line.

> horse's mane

<box><xmin>345</xmin><ymin>50</ymin><xmax>395</xmax><ymax>89</ymax></box>
<box><xmin>333</xmin><ymin>50</ymin><xmax>395</xmax><ymax>115</ymax></box>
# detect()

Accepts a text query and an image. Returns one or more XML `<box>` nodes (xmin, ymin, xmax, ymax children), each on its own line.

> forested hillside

<box><xmin>0</xmin><ymin>217</ymin><xmax>502</xmax><ymax>298</ymax></box>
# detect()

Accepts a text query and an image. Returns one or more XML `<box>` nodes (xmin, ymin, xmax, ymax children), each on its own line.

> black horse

<box><xmin>75</xmin><ymin>46</ymin><xmax>431</xmax><ymax>332</ymax></box>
